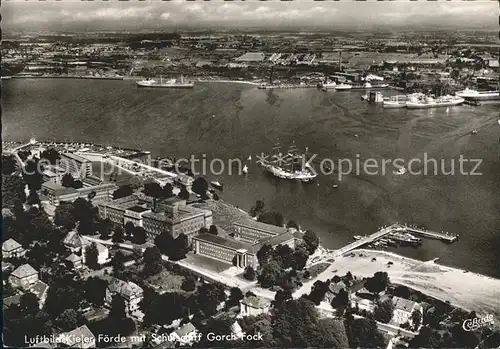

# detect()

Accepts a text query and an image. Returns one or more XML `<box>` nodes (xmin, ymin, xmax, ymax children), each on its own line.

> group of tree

<box><xmin>123</xmin><ymin>222</ymin><xmax>147</xmax><ymax>244</ymax></box>
<box><xmin>2</xmin><ymin>155</ymin><xmax>18</xmax><ymax>175</ymax></box>
<box><xmin>61</xmin><ymin>173</ymin><xmax>83</xmax><ymax>189</ymax></box>
<box><xmin>365</xmin><ymin>271</ymin><xmax>390</xmax><ymax>296</ymax></box>
<box><xmin>154</xmin><ymin>231</ymin><xmax>190</xmax><ymax>261</ymax></box>
<box><xmin>142</xmin><ymin>246</ymin><xmax>163</xmax><ymax>276</ymax></box>
<box><xmin>53</xmin><ymin>198</ymin><xmax>100</xmax><ymax>235</ymax></box>
<box><xmin>257</xmin><ymin>211</ymin><xmax>284</xmax><ymax>227</ymax></box>
<box><xmin>112</xmin><ymin>185</ymin><xmax>134</xmax><ymax>200</ymax></box>
<box><xmin>191</xmin><ymin>177</ymin><xmax>209</xmax><ymax>199</ymax></box>
<box><xmin>249</xmin><ymin>200</ymin><xmax>265</xmax><ymax>218</ymax></box>
<box><xmin>373</xmin><ymin>299</ymin><xmax>395</xmax><ymax>323</ymax></box>
<box><xmin>142</xmin><ymin>182</ymin><xmax>174</xmax><ymax>199</ymax></box>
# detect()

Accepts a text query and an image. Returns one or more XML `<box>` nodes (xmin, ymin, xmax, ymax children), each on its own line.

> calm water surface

<box><xmin>3</xmin><ymin>79</ymin><xmax>500</xmax><ymax>277</ymax></box>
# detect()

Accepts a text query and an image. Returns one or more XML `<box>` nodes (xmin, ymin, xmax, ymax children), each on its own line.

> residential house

<box><xmin>171</xmin><ymin>323</ymin><xmax>198</xmax><ymax>346</ymax></box>
<box><xmin>93</xmin><ymin>242</ymin><xmax>110</xmax><ymax>265</ymax></box>
<box><xmin>239</xmin><ymin>296</ymin><xmax>271</xmax><ymax>318</ymax></box>
<box><xmin>65</xmin><ymin>253</ymin><xmax>84</xmax><ymax>270</ymax></box>
<box><xmin>106</xmin><ymin>278</ymin><xmax>144</xmax><ymax>314</ymax></box>
<box><xmin>56</xmin><ymin>324</ymin><xmax>96</xmax><ymax>349</ymax></box>
<box><xmin>31</xmin><ymin>280</ymin><xmax>49</xmax><ymax>309</ymax></box>
<box><xmin>2</xmin><ymin>238</ymin><xmax>26</xmax><ymax>258</ymax></box>
<box><xmin>63</xmin><ymin>231</ymin><xmax>91</xmax><ymax>254</ymax></box>
<box><xmin>9</xmin><ymin>264</ymin><xmax>39</xmax><ymax>290</ymax></box>
<box><xmin>391</xmin><ymin>296</ymin><xmax>423</xmax><ymax>327</ymax></box>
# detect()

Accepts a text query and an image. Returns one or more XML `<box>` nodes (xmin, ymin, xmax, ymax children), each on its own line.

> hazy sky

<box><xmin>2</xmin><ymin>0</ymin><xmax>497</xmax><ymax>33</ymax></box>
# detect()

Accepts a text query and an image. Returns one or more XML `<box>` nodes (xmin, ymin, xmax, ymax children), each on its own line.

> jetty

<box><xmin>397</xmin><ymin>225</ymin><xmax>458</xmax><ymax>243</ymax></box>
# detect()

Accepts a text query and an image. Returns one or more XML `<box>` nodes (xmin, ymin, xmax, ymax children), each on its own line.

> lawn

<box><xmin>144</xmin><ymin>269</ymin><xmax>186</xmax><ymax>294</ymax></box>
<box><xmin>183</xmin><ymin>253</ymin><xmax>232</xmax><ymax>273</ymax></box>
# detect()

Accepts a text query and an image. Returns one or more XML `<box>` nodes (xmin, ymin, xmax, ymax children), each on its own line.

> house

<box><xmin>9</xmin><ymin>264</ymin><xmax>39</xmax><ymax>290</ymax></box>
<box><xmin>391</xmin><ymin>296</ymin><xmax>423</xmax><ymax>326</ymax></box>
<box><xmin>2</xmin><ymin>238</ymin><xmax>26</xmax><ymax>258</ymax></box>
<box><xmin>31</xmin><ymin>280</ymin><xmax>49</xmax><ymax>309</ymax></box>
<box><xmin>3</xmin><ymin>294</ymin><xmax>22</xmax><ymax>310</ymax></box>
<box><xmin>93</xmin><ymin>242</ymin><xmax>110</xmax><ymax>265</ymax></box>
<box><xmin>65</xmin><ymin>253</ymin><xmax>84</xmax><ymax>270</ymax></box>
<box><xmin>171</xmin><ymin>323</ymin><xmax>198</xmax><ymax>346</ymax></box>
<box><xmin>106</xmin><ymin>278</ymin><xmax>144</xmax><ymax>313</ymax></box>
<box><xmin>63</xmin><ymin>230</ymin><xmax>91</xmax><ymax>254</ymax></box>
<box><xmin>56</xmin><ymin>324</ymin><xmax>96</xmax><ymax>348</ymax></box>
<box><xmin>239</xmin><ymin>296</ymin><xmax>271</xmax><ymax>318</ymax></box>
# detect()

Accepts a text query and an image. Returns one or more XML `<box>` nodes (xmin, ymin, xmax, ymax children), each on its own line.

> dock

<box><xmin>333</xmin><ymin>223</ymin><xmax>458</xmax><ymax>257</ymax></box>
<box><xmin>398</xmin><ymin>225</ymin><xmax>458</xmax><ymax>243</ymax></box>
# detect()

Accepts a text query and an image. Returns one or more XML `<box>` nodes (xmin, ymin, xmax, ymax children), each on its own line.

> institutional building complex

<box><xmin>193</xmin><ymin>218</ymin><xmax>297</xmax><ymax>268</ymax></box>
<box><xmin>60</xmin><ymin>152</ymin><xmax>93</xmax><ymax>178</ymax></box>
<box><xmin>97</xmin><ymin>195</ymin><xmax>212</xmax><ymax>240</ymax></box>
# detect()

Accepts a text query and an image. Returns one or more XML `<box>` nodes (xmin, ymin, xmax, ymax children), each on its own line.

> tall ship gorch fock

<box><xmin>259</xmin><ymin>141</ymin><xmax>317</xmax><ymax>182</ymax></box>
<box><xmin>136</xmin><ymin>75</ymin><xmax>194</xmax><ymax>89</ymax></box>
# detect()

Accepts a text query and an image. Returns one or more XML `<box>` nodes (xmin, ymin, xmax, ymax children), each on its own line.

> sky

<box><xmin>1</xmin><ymin>0</ymin><xmax>497</xmax><ymax>33</ymax></box>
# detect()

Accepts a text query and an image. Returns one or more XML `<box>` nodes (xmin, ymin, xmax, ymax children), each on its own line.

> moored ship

<box><xmin>259</xmin><ymin>141</ymin><xmax>317</xmax><ymax>182</ymax></box>
<box><xmin>136</xmin><ymin>75</ymin><xmax>194</xmax><ymax>88</ymax></box>
<box><xmin>335</xmin><ymin>83</ymin><xmax>353</xmax><ymax>91</ymax></box>
<box><xmin>383</xmin><ymin>95</ymin><xmax>409</xmax><ymax>108</ymax></box>
<box><xmin>455</xmin><ymin>88</ymin><xmax>500</xmax><ymax>101</ymax></box>
<box><xmin>406</xmin><ymin>95</ymin><xmax>464</xmax><ymax>109</ymax></box>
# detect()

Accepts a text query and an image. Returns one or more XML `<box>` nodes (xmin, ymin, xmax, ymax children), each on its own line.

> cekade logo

<box><xmin>462</xmin><ymin>314</ymin><xmax>494</xmax><ymax>331</ymax></box>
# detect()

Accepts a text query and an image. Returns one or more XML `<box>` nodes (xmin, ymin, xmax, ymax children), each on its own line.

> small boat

<box><xmin>242</xmin><ymin>165</ymin><xmax>248</xmax><ymax>174</ymax></box>
<box><xmin>247</xmin><ymin>155</ymin><xmax>252</xmax><ymax>161</ymax></box>
<box><xmin>353</xmin><ymin>235</ymin><xmax>362</xmax><ymax>240</ymax></box>
<box><xmin>210</xmin><ymin>180</ymin><xmax>223</xmax><ymax>190</ymax></box>
<box><xmin>332</xmin><ymin>184</ymin><xmax>338</xmax><ymax>189</ymax></box>
<box><xmin>361</xmin><ymin>94</ymin><xmax>369</xmax><ymax>101</ymax></box>
<box><xmin>471</xmin><ymin>129</ymin><xmax>478</xmax><ymax>135</ymax></box>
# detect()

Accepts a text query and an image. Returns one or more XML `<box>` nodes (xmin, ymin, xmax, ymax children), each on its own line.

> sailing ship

<box><xmin>136</xmin><ymin>75</ymin><xmax>194</xmax><ymax>88</ymax></box>
<box><xmin>210</xmin><ymin>180</ymin><xmax>223</xmax><ymax>190</ymax></box>
<box><xmin>259</xmin><ymin>141</ymin><xmax>317</xmax><ymax>182</ymax></box>
<box><xmin>242</xmin><ymin>165</ymin><xmax>248</xmax><ymax>174</ymax></box>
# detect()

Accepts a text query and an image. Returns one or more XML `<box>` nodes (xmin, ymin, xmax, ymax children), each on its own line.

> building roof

<box><xmin>174</xmin><ymin>323</ymin><xmax>196</xmax><ymax>338</ymax></box>
<box><xmin>108</xmin><ymin>278</ymin><xmax>143</xmax><ymax>298</ymax></box>
<box><xmin>57</xmin><ymin>325</ymin><xmax>95</xmax><ymax>347</ymax></box>
<box><xmin>31</xmin><ymin>280</ymin><xmax>49</xmax><ymax>299</ymax></box>
<box><xmin>63</xmin><ymin>231</ymin><xmax>89</xmax><ymax>249</ymax></box>
<box><xmin>10</xmin><ymin>264</ymin><xmax>38</xmax><ymax>279</ymax></box>
<box><xmin>2</xmin><ymin>238</ymin><xmax>22</xmax><ymax>252</ymax></box>
<box><xmin>95</xmin><ymin>242</ymin><xmax>108</xmax><ymax>254</ymax></box>
<box><xmin>61</xmin><ymin>152</ymin><xmax>91</xmax><ymax>163</ymax></box>
<box><xmin>329</xmin><ymin>281</ymin><xmax>347</xmax><ymax>295</ymax></box>
<box><xmin>392</xmin><ymin>296</ymin><xmax>417</xmax><ymax>312</ymax></box>
<box><xmin>42</xmin><ymin>181</ymin><xmax>77</xmax><ymax>195</ymax></box>
<box><xmin>65</xmin><ymin>253</ymin><xmax>82</xmax><ymax>262</ymax></box>
<box><xmin>3</xmin><ymin>294</ymin><xmax>22</xmax><ymax>308</ymax></box>
<box><xmin>194</xmin><ymin>233</ymin><xmax>245</xmax><ymax>251</ymax></box>
<box><xmin>234</xmin><ymin>219</ymin><xmax>287</xmax><ymax>237</ymax></box>
<box><xmin>241</xmin><ymin>296</ymin><xmax>270</xmax><ymax>309</ymax></box>
<box><xmin>236</xmin><ymin>52</ymin><xmax>265</xmax><ymax>62</ymax></box>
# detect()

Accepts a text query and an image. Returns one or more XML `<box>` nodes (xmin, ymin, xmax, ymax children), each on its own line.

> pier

<box><xmin>398</xmin><ymin>225</ymin><xmax>458</xmax><ymax>243</ymax></box>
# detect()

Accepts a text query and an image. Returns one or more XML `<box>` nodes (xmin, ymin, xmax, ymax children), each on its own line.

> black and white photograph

<box><xmin>1</xmin><ymin>0</ymin><xmax>499</xmax><ymax>348</ymax></box>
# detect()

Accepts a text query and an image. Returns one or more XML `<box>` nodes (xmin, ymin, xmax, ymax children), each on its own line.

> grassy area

<box><xmin>184</xmin><ymin>253</ymin><xmax>232</xmax><ymax>273</ymax></box>
<box><xmin>145</xmin><ymin>269</ymin><xmax>186</xmax><ymax>294</ymax></box>
<box><xmin>304</xmin><ymin>262</ymin><xmax>331</xmax><ymax>279</ymax></box>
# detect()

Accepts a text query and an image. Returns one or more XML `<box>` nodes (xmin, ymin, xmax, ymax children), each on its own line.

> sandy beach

<box><xmin>296</xmin><ymin>249</ymin><xmax>500</xmax><ymax>325</ymax></box>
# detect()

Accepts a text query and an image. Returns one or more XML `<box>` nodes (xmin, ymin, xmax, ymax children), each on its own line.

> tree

<box><xmin>26</xmin><ymin>190</ymin><xmax>41</xmax><ymax>206</ymax></box>
<box><xmin>258</xmin><ymin>261</ymin><xmax>284</xmax><ymax>289</ymax></box>
<box><xmin>40</xmin><ymin>148</ymin><xmax>60</xmax><ymax>165</ymax></box>
<box><xmin>194</xmin><ymin>283</ymin><xmax>226</xmax><ymax>317</ymax></box>
<box><xmin>112</xmin><ymin>185</ymin><xmax>133</xmax><ymax>200</ymax></box>
<box><xmin>124</xmin><ymin>222</ymin><xmax>136</xmax><ymax>238</ymax></box>
<box><xmin>347</xmin><ymin>318</ymin><xmax>385</xmax><ymax>349</ymax></box>
<box><xmin>54</xmin><ymin>202</ymin><xmax>76</xmax><ymax>230</ymax></box>
<box><xmin>162</xmin><ymin>183</ymin><xmax>174</xmax><ymax>198</ymax></box>
<box><xmin>143</xmin><ymin>182</ymin><xmax>163</xmax><ymax>198</ymax></box>
<box><xmin>257</xmin><ymin>244</ymin><xmax>274</xmax><ymax>265</ymax></box>
<box><xmin>286</xmin><ymin>220</ymin><xmax>299</xmax><ymax>230</ymax></box>
<box><xmin>226</xmin><ymin>287</ymin><xmax>244</xmax><ymax>308</ymax></box>
<box><xmin>112</xmin><ymin>251</ymin><xmax>126</xmax><ymax>276</ymax></box>
<box><xmin>134</xmin><ymin>226</ymin><xmax>147</xmax><ymax>244</ymax></box>
<box><xmin>155</xmin><ymin>231</ymin><xmax>175</xmax><ymax>256</ymax></box>
<box><xmin>99</xmin><ymin>218</ymin><xmax>113</xmax><ymax>240</ymax></box>
<box><xmin>23</xmin><ymin>158</ymin><xmax>44</xmax><ymax>191</ymax></box>
<box><xmin>306</xmin><ymin>280</ymin><xmax>330</xmax><ymax>305</ymax></box>
<box><xmin>56</xmin><ymin>308</ymin><xmax>79</xmax><ymax>332</ymax></box>
<box><xmin>274</xmin><ymin>244</ymin><xmax>294</xmax><ymax>269</ymax></box>
<box><xmin>373</xmin><ymin>299</ymin><xmax>395</xmax><ymax>323</ymax></box>
<box><xmin>178</xmin><ymin>187</ymin><xmax>190</xmax><ymax>200</ymax></box>
<box><xmin>393</xmin><ymin>285</ymin><xmax>411</xmax><ymax>299</ymax></box>
<box><xmin>411</xmin><ymin>309</ymin><xmax>422</xmax><ymax>329</ymax></box>
<box><xmin>365</xmin><ymin>272</ymin><xmax>390</xmax><ymax>295</ymax></box>
<box><xmin>249</xmin><ymin>200</ymin><xmax>265</xmax><ymax>217</ymax></box>
<box><xmin>243</xmin><ymin>266</ymin><xmax>256</xmax><ymax>281</ymax></box>
<box><xmin>181</xmin><ymin>275</ymin><xmax>197</xmax><ymax>292</ymax></box>
<box><xmin>62</xmin><ymin>173</ymin><xmax>75</xmax><ymax>188</ymax></box>
<box><xmin>85</xmin><ymin>243</ymin><xmax>99</xmax><ymax>270</ymax></box>
<box><xmin>258</xmin><ymin>211</ymin><xmax>284</xmax><ymax>227</ymax></box>
<box><xmin>2</xmin><ymin>155</ymin><xmax>17</xmax><ymax>175</ymax></box>
<box><xmin>2</xmin><ymin>175</ymin><xmax>26</xmax><ymax>207</ymax></box>
<box><xmin>292</xmin><ymin>245</ymin><xmax>309</xmax><ymax>270</ymax></box>
<box><xmin>112</xmin><ymin>226</ymin><xmax>125</xmax><ymax>243</ymax></box>
<box><xmin>110</xmin><ymin>294</ymin><xmax>127</xmax><ymax>319</ymax></box>
<box><xmin>409</xmin><ymin>326</ymin><xmax>443</xmax><ymax>349</ymax></box>
<box><xmin>192</xmin><ymin>177</ymin><xmax>209</xmax><ymax>198</ymax></box>
<box><xmin>84</xmin><ymin>277</ymin><xmax>108</xmax><ymax>306</ymax></box>
<box><xmin>172</xmin><ymin>233</ymin><xmax>190</xmax><ymax>260</ymax></box>
<box><xmin>208</xmin><ymin>225</ymin><xmax>218</xmax><ymax>235</ymax></box>
<box><xmin>72</xmin><ymin>180</ymin><xmax>83</xmax><ymax>189</ymax></box>
<box><xmin>143</xmin><ymin>246</ymin><xmax>163</xmax><ymax>276</ymax></box>
<box><xmin>272</xmin><ymin>288</ymin><xmax>293</xmax><ymax>308</ymax></box>
<box><xmin>303</xmin><ymin>230</ymin><xmax>319</xmax><ymax>254</ymax></box>
<box><xmin>331</xmin><ymin>288</ymin><xmax>349</xmax><ymax>311</ymax></box>
<box><xmin>199</xmin><ymin>227</ymin><xmax>209</xmax><ymax>235</ymax></box>
<box><xmin>19</xmin><ymin>292</ymin><xmax>40</xmax><ymax>316</ymax></box>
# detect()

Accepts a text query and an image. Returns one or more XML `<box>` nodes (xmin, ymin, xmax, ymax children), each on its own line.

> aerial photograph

<box><xmin>1</xmin><ymin>1</ymin><xmax>499</xmax><ymax>348</ymax></box>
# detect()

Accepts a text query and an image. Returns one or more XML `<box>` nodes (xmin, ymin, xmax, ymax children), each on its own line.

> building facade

<box><xmin>42</xmin><ymin>182</ymin><xmax>117</xmax><ymax>206</ymax></box>
<box><xmin>233</xmin><ymin>219</ymin><xmax>287</xmax><ymax>243</ymax></box>
<box><xmin>9</xmin><ymin>264</ymin><xmax>39</xmax><ymax>290</ymax></box>
<box><xmin>60</xmin><ymin>152</ymin><xmax>93</xmax><ymax>178</ymax></box>
<box><xmin>2</xmin><ymin>238</ymin><xmax>26</xmax><ymax>258</ymax></box>
<box><xmin>106</xmin><ymin>278</ymin><xmax>144</xmax><ymax>314</ymax></box>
